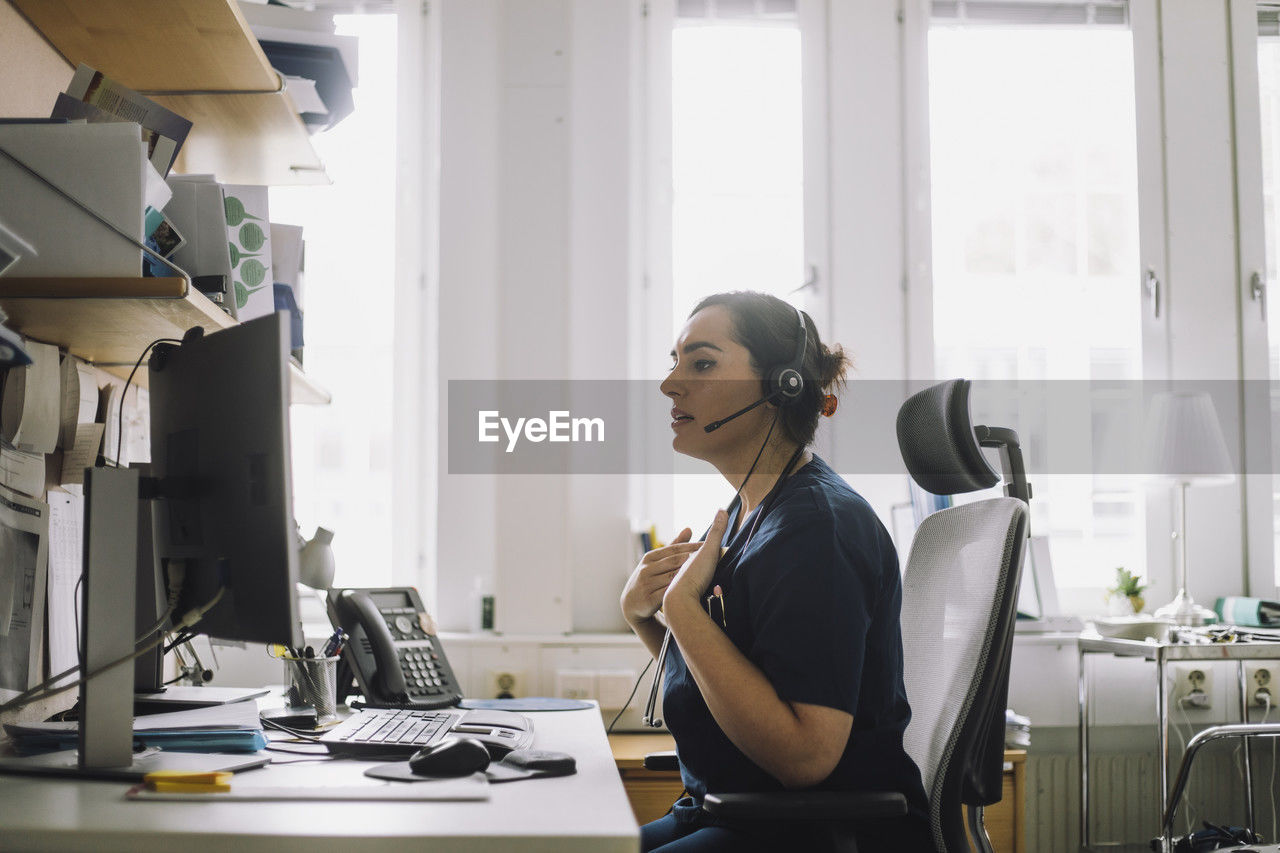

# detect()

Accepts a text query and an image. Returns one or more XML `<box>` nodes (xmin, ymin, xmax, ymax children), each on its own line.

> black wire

<box><xmin>606</xmin><ymin>658</ymin><xmax>653</xmax><ymax>734</ymax></box>
<box><xmin>74</xmin><ymin>574</ymin><xmax>85</xmax><ymax>671</ymax></box>
<box><xmin>115</xmin><ymin>337</ymin><xmax>182</xmax><ymax>467</ymax></box>
<box><xmin>267</xmin><ymin>754</ymin><xmax>338</xmax><ymax>764</ymax></box>
<box><xmin>631</xmin><ymin>414</ymin><xmax>785</xmax><ymax>735</ymax></box>
<box><xmin>260</xmin><ymin>716</ymin><xmax>323</xmax><ymax>742</ymax></box>
<box><xmin>163</xmin><ymin>630</ymin><xmax>196</xmax><ymax>654</ymax></box>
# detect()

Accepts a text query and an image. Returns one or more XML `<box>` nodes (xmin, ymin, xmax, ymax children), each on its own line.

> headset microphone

<box><xmin>702</xmin><ymin>395</ymin><xmax>771</xmax><ymax>433</ymax></box>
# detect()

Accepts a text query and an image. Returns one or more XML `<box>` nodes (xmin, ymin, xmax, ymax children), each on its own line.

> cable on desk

<box><xmin>0</xmin><ymin>586</ymin><xmax>222</xmax><ymax>715</ymax></box>
<box><xmin>260</xmin><ymin>716</ymin><xmax>323</xmax><ymax>742</ymax></box>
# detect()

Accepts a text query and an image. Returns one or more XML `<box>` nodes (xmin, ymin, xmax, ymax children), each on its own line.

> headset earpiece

<box><xmin>766</xmin><ymin>304</ymin><xmax>808</xmax><ymax>406</ymax></box>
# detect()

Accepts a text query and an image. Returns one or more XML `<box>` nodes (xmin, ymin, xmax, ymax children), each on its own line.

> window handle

<box><xmin>789</xmin><ymin>263</ymin><xmax>819</xmax><ymax>295</ymax></box>
<box><xmin>1251</xmin><ymin>271</ymin><xmax>1268</xmax><ymax>323</ymax></box>
<box><xmin>1144</xmin><ymin>267</ymin><xmax>1161</xmax><ymax>319</ymax></box>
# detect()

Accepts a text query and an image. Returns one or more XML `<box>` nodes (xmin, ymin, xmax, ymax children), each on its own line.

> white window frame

<box><xmin>637</xmin><ymin>0</ymin><xmax>834</xmax><ymax>532</ymax></box>
<box><xmin>1235</xmin><ymin>0</ymin><xmax>1278</xmax><ymax>599</ymax></box>
<box><xmin>910</xmin><ymin>0</ymin><xmax>1272</xmax><ymax>607</ymax></box>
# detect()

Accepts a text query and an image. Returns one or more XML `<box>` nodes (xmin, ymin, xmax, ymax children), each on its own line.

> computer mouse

<box><xmin>407</xmin><ymin>737</ymin><xmax>492</xmax><ymax>777</ymax></box>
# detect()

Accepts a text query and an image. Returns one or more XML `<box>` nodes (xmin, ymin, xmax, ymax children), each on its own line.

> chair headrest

<box><xmin>896</xmin><ymin>379</ymin><xmax>1000</xmax><ymax>496</ymax></box>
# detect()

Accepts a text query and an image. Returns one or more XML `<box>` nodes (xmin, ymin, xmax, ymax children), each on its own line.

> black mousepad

<box><xmin>364</xmin><ymin>764</ymin><xmax>486</xmax><ymax>782</ymax></box>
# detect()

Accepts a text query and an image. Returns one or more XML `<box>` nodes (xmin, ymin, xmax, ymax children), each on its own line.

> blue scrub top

<box><xmin>661</xmin><ymin>455</ymin><xmax>929</xmax><ymax>823</ymax></box>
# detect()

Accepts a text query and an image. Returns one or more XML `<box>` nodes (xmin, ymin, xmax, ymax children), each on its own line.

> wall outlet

<box><xmin>485</xmin><ymin>669</ymin><xmax>526</xmax><ymax>699</ymax></box>
<box><xmin>1245</xmin><ymin>663</ymin><xmax>1276</xmax><ymax>708</ymax></box>
<box><xmin>555</xmin><ymin>669</ymin><xmax>597</xmax><ymax>702</ymax></box>
<box><xmin>596</xmin><ymin>669</ymin><xmax>638</xmax><ymax>710</ymax></box>
<box><xmin>1174</xmin><ymin>665</ymin><xmax>1213</xmax><ymax>710</ymax></box>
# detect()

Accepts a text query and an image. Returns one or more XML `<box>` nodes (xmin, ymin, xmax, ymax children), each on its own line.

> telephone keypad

<box><xmin>396</xmin><ymin>644</ymin><xmax>451</xmax><ymax>697</ymax></box>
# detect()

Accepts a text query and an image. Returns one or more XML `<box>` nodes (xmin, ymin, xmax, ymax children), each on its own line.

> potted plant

<box><xmin>1106</xmin><ymin>567</ymin><xmax>1147</xmax><ymax>615</ymax></box>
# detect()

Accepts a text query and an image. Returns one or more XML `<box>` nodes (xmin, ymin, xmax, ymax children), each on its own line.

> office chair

<box><xmin>643</xmin><ymin>378</ymin><xmax>1030</xmax><ymax>853</ymax></box>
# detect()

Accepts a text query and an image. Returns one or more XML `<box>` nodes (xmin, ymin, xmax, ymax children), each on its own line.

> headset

<box><xmin>703</xmin><ymin>303</ymin><xmax>809</xmax><ymax>433</ymax></box>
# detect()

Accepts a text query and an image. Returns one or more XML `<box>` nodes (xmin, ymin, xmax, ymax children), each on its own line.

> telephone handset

<box><xmin>328</xmin><ymin>587</ymin><xmax>464</xmax><ymax>710</ymax></box>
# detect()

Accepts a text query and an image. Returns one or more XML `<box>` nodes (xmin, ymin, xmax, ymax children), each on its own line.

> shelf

<box><xmin>0</xmin><ymin>277</ymin><xmax>331</xmax><ymax>405</ymax></box>
<box><xmin>10</xmin><ymin>0</ymin><xmax>328</xmax><ymax>185</ymax></box>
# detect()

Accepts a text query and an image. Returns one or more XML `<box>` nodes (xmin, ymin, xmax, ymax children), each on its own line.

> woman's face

<box><xmin>659</xmin><ymin>305</ymin><xmax>774</xmax><ymax>463</ymax></box>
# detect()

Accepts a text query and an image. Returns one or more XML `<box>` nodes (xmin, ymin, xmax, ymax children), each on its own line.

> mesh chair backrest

<box><xmin>900</xmin><ymin>497</ymin><xmax>1027</xmax><ymax>853</ymax></box>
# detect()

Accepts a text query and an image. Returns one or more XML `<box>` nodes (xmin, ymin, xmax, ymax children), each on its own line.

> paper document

<box><xmin>7</xmin><ymin>698</ymin><xmax>263</xmax><ymax>735</ymax></box>
<box><xmin>63</xmin><ymin>64</ymin><xmax>192</xmax><ymax>177</ymax></box>
<box><xmin>46</xmin><ymin>490</ymin><xmax>82</xmax><ymax>685</ymax></box>
<box><xmin>0</xmin><ymin>441</ymin><xmax>45</xmax><ymax>499</ymax></box>
<box><xmin>0</xmin><ymin>482</ymin><xmax>49</xmax><ymax>700</ymax></box>
<box><xmin>283</xmin><ymin>76</ymin><xmax>327</xmax><ymax>114</ymax></box>
<box><xmin>59</xmin><ymin>423</ymin><xmax>104</xmax><ymax>486</ymax></box>
<box><xmin>58</xmin><ymin>358</ymin><xmax>98</xmax><ymax>450</ymax></box>
<box><xmin>221</xmin><ymin>185</ymin><xmax>275</xmax><ymax>320</ymax></box>
<box><xmin>1</xmin><ymin>341</ymin><xmax>60</xmax><ymax>455</ymax></box>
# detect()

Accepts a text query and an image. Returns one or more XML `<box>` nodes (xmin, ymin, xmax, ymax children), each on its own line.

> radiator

<box><xmin>1025</xmin><ymin>746</ymin><xmax>1278</xmax><ymax>852</ymax></box>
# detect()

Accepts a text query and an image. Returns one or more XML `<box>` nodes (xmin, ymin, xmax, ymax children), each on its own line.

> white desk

<box><xmin>0</xmin><ymin>706</ymin><xmax>639</xmax><ymax>852</ymax></box>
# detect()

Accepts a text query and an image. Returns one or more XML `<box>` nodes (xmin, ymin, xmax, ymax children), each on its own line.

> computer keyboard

<box><xmin>320</xmin><ymin>707</ymin><xmax>534</xmax><ymax>759</ymax></box>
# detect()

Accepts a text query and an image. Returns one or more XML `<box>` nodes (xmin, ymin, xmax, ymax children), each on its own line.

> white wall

<box><xmin>433</xmin><ymin>0</ymin><xmax>638</xmax><ymax>634</ymax></box>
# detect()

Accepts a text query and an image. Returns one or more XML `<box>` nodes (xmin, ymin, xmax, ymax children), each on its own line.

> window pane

<box><xmin>928</xmin><ymin>26</ymin><xmax>1144</xmax><ymax>603</ymax></box>
<box><xmin>667</xmin><ymin>22</ymin><xmax>805</xmax><ymax>537</ymax></box>
<box><xmin>270</xmin><ymin>15</ymin><xmax>397</xmax><ymax>588</ymax></box>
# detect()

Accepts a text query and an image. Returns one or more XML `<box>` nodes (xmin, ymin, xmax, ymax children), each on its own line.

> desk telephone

<box><xmin>323</xmin><ymin>587</ymin><xmax>533</xmax><ymax>759</ymax></box>
<box><xmin>327</xmin><ymin>587</ymin><xmax>463</xmax><ymax>709</ymax></box>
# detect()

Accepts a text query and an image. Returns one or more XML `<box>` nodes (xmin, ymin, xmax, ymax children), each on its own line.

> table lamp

<box><xmin>1143</xmin><ymin>391</ymin><xmax>1234</xmax><ymax>626</ymax></box>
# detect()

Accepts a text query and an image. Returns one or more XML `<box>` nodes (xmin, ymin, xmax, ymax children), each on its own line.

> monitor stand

<box><xmin>0</xmin><ymin>468</ymin><xmax>267</xmax><ymax>781</ymax></box>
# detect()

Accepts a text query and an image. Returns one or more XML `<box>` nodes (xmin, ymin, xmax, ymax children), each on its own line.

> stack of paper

<box><xmin>4</xmin><ymin>702</ymin><xmax>268</xmax><ymax>755</ymax></box>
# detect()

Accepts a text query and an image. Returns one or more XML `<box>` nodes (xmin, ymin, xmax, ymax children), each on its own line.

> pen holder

<box><xmin>284</xmin><ymin>656</ymin><xmax>340</xmax><ymax>721</ymax></box>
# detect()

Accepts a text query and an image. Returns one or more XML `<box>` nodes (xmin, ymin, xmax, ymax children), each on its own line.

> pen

<box><xmin>321</xmin><ymin>629</ymin><xmax>344</xmax><ymax>657</ymax></box>
<box><xmin>705</xmin><ymin>584</ymin><xmax>726</xmax><ymax>628</ymax></box>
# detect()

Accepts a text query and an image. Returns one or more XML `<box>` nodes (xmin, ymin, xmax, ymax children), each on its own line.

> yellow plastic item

<box><xmin>143</xmin><ymin>770</ymin><xmax>233</xmax><ymax>793</ymax></box>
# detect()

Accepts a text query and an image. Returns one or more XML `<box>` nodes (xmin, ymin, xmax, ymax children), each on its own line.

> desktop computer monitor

<box><xmin>148</xmin><ymin>311</ymin><xmax>303</xmax><ymax>649</ymax></box>
<box><xmin>0</xmin><ymin>312</ymin><xmax>305</xmax><ymax>779</ymax></box>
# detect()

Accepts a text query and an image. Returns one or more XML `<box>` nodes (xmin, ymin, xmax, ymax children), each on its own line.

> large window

<box><xmin>1256</xmin><ymin>26</ymin><xmax>1280</xmax><ymax>586</ymax></box>
<box><xmin>270</xmin><ymin>15</ymin><xmax>397</xmax><ymax>588</ymax></box>
<box><xmin>928</xmin><ymin>22</ymin><xmax>1145</xmax><ymax>608</ymax></box>
<box><xmin>667</xmin><ymin>12</ymin><xmax>807</xmax><ymax>534</ymax></box>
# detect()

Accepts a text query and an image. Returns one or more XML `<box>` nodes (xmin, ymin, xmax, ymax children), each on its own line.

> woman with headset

<box><xmin>620</xmin><ymin>291</ymin><xmax>933</xmax><ymax>852</ymax></box>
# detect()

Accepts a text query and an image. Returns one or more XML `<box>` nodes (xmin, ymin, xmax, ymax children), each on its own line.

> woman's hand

<box><xmin>663</xmin><ymin>509</ymin><xmax>728</xmax><ymax>614</ymax></box>
<box><xmin>620</xmin><ymin>527</ymin><xmax>699</xmax><ymax>626</ymax></box>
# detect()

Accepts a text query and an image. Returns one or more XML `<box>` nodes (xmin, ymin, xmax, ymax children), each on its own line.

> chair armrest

<box><xmin>643</xmin><ymin>750</ymin><xmax>679</xmax><ymax>771</ymax></box>
<box><xmin>703</xmin><ymin>790</ymin><xmax>909</xmax><ymax>822</ymax></box>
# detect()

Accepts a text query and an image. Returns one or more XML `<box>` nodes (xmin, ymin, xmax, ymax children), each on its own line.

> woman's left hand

<box><xmin>663</xmin><ymin>508</ymin><xmax>728</xmax><ymax>613</ymax></box>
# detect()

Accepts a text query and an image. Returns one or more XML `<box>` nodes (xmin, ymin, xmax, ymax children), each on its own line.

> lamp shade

<box><xmin>1141</xmin><ymin>391</ymin><xmax>1234</xmax><ymax>485</ymax></box>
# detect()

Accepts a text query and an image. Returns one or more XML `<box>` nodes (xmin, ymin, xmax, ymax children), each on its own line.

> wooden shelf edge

<box><xmin>0</xmin><ymin>277</ymin><xmax>189</xmax><ymax>299</ymax></box>
<box><xmin>0</xmin><ymin>279</ymin><xmax>330</xmax><ymax>405</ymax></box>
